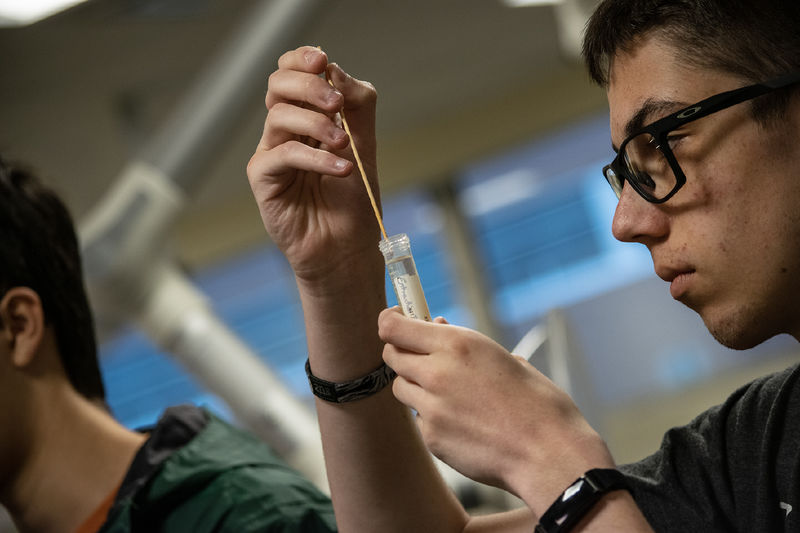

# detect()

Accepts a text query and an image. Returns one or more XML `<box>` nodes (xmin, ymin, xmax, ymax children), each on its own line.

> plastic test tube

<box><xmin>378</xmin><ymin>233</ymin><xmax>432</xmax><ymax>322</ymax></box>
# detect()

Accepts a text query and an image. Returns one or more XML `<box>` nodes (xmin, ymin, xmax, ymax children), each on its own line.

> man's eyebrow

<box><xmin>612</xmin><ymin>98</ymin><xmax>685</xmax><ymax>152</ymax></box>
<box><xmin>624</xmin><ymin>98</ymin><xmax>688</xmax><ymax>138</ymax></box>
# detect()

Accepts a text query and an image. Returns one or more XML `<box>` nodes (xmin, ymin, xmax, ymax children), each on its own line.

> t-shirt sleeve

<box><xmin>619</xmin><ymin>364</ymin><xmax>800</xmax><ymax>532</ymax></box>
<box><xmin>619</xmin><ymin>401</ymin><xmax>737</xmax><ymax>531</ymax></box>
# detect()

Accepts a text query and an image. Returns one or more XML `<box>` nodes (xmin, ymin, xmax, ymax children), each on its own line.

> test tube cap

<box><xmin>378</xmin><ymin>233</ymin><xmax>411</xmax><ymax>263</ymax></box>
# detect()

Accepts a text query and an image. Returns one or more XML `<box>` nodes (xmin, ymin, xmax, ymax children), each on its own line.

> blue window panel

<box><xmin>99</xmin><ymin>244</ymin><xmax>308</xmax><ymax>429</ymax></box>
<box><xmin>464</xmin><ymin>173</ymin><xmax>607</xmax><ymax>317</ymax></box>
<box><xmin>475</xmin><ymin>189</ymin><xmax>602</xmax><ymax>289</ymax></box>
<box><xmin>192</xmin><ymin>246</ymin><xmax>309</xmax><ymax>374</ymax></box>
<box><xmin>100</xmin><ymin>328</ymin><xmax>209</xmax><ymax>426</ymax></box>
<box><xmin>459</xmin><ymin>114</ymin><xmax>613</xmax><ymax>191</ymax></box>
<box><xmin>456</xmin><ymin>113</ymin><xmax>655</xmax><ymax>331</ymax></box>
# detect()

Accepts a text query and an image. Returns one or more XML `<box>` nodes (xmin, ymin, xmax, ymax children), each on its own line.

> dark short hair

<box><xmin>582</xmin><ymin>0</ymin><xmax>800</xmax><ymax>123</ymax></box>
<box><xmin>0</xmin><ymin>157</ymin><xmax>105</xmax><ymax>400</ymax></box>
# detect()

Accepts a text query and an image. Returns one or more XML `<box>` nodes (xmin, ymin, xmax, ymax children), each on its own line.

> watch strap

<box><xmin>534</xmin><ymin>468</ymin><xmax>629</xmax><ymax>533</ymax></box>
<box><xmin>305</xmin><ymin>359</ymin><xmax>397</xmax><ymax>403</ymax></box>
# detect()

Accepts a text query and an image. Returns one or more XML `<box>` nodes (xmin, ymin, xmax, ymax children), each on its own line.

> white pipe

<box><xmin>137</xmin><ymin>264</ymin><xmax>327</xmax><ymax>490</ymax></box>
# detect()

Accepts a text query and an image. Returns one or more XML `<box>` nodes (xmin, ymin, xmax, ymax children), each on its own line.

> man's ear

<box><xmin>0</xmin><ymin>287</ymin><xmax>45</xmax><ymax>368</ymax></box>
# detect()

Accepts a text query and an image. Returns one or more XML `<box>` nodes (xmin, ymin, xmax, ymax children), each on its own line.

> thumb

<box><xmin>326</xmin><ymin>63</ymin><xmax>377</xmax><ymax>115</ymax></box>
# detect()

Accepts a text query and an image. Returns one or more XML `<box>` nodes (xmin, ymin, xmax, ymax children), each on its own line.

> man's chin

<box><xmin>701</xmin><ymin>307</ymin><xmax>773</xmax><ymax>351</ymax></box>
<box><xmin>708</xmin><ymin>328</ymin><xmax>764</xmax><ymax>351</ymax></box>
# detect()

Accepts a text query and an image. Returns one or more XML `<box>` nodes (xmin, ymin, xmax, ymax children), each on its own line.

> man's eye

<box><xmin>651</xmin><ymin>134</ymin><xmax>685</xmax><ymax>153</ymax></box>
<box><xmin>633</xmin><ymin>170</ymin><xmax>656</xmax><ymax>190</ymax></box>
<box><xmin>665</xmin><ymin>134</ymin><xmax>687</xmax><ymax>151</ymax></box>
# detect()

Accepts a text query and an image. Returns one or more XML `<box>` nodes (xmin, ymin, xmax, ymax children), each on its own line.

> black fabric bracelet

<box><xmin>305</xmin><ymin>359</ymin><xmax>397</xmax><ymax>403</ymax></box>
<box><xmin>534</xmin><ymin>468</ymin><xmax>630</xmax><ymax>533</ymax></box>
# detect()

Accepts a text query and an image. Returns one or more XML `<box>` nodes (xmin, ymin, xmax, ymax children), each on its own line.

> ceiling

<box><xmin>0</xmin><ymin>0</ymin><xmax>608</xmax><ymax>269</ymax></box>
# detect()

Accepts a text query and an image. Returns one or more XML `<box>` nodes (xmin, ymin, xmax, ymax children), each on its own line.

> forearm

<box><xmin>298</xmin><ymin>262</ymin><xmax>468</xmax><ymax>532</ymax></box>
<box><xmin>298</xmin><ymin>256</ymin><xmax>386</xmax><ymax>380</ymax></box>
<box><xmin>316</xmin><ymin>391</ymin><xmax>466</xmax><ymax>532</ymax></box>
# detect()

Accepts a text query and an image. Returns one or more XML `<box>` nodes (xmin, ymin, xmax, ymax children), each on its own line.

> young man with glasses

<box><xmin>247</xmin><ymin>0</ymin><xmax>800</xmax><ymax>530</ymax></box>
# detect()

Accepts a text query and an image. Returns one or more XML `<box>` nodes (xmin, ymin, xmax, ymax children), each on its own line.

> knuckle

<box><xmin>361</xmin><ymin>81</ymin><xmax>378</xmax><ymax>104</ymax></box>
<box><xmin>382</xmin><ymin>343</ymin><xmax>395</xmax><ymax>363</ymax></box>
<box><xmin>263</xmin><ymin>110</ymin><xmax>276</xmax><ymax>132</ymax></box>
<box><xmin>245</xmin><ymin>154</ymin><xmax>258</xmax><ymax>179</ymax></box>
<box><xmin>263</xmin><ymin>105</ymin><xmax>285</xmax><ymax>132</ymax></box>
<box><xmin>310</xmin><ymin>148</ymin><xmax>329</xmax><ymax>167</ymax></box>
<box><xmin>316</xmin><ymin>111</ymin><xmax>334</xmax><ymax>130</ymax></box>
<box><xmin>266</xmin><ymin>71</ymin><xmax>280</xmax><ymax>94</ymax></box>
<box><xmin>306</xmin><ymin>111</ymin><xmax>326</xmax><ymax>133</ymax></box>
<box><xmin>378</xmin><ymin>313</ymin><xmax>397</xmax><ymax>340</ymax></box>
<box><xmin>391</xmin><ymin>377</ymin><xmax>403</xmax><ymax>398</ymax></box>
<box><xmin>276</xmin><ymin>140</ymin><xmax>299</xmax><ymax>160</ymax></box>
<box><xmin>267</xmin><ymin>101</ymin><xmax>289</xmax><ymax>118</ymax></box>
<box><xmin>276</xmin><ymin>49</ymin><xmax>291</xmax><ymax>65</ymax></box>
<box><xmin>426</xmin><ymin>366</ymin><xmax>444</xmax><ymax>390</ymax></box>
<box><xmin>448</xmin><ymin>336</ymin><xmax>470</xmax><ymax>358</ymax></box>
<box><xmin>303</xmin><ymin>75</ymin><xmax>315</xmax><ymax>96</ymax></box>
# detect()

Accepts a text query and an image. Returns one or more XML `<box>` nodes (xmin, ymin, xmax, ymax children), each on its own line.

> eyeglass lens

<box><xmin>619</xmin><ymin>132</ymin><xmax>678</xmax><ymax>200</ymax></box>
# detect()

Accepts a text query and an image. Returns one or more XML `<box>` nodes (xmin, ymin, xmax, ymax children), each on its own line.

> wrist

<box><xmin>296</xmin><ymin>257</ymin><xmax>387</xmax><ymax>382</ymax></box>
<box><xmin>510</xmin><ymin>427</ymin><xmax>615</xmax><ymax>516</ymax></box>
<box><xmin>534</xmin><ymin>468</ymin><xmax>631</xmax><ymax>533</ymax></box>
<box><xmin>294</xmin><ymin>250</ymin><xmax>384</xmax><ymax>299</ymax></box>
<box><xmin>570</xmin><ymin>489</ymin><xmax>650</xmax><ymax>532</ymax></box>
<box><xmin>305</xmin><ymin>358</ymin><xmax>396</xmax><ymax>403</ymax></box>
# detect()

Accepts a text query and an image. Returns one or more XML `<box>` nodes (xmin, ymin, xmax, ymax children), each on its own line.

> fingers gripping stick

<box><xmin>321</xmin><ymin>48</ymin><xmax>431</xmax><ymax>322</ymax></box>
<box><xmin>321</xmin><ymin>52</ymin><xmax>387</xmax><ymax>240</ymax></box>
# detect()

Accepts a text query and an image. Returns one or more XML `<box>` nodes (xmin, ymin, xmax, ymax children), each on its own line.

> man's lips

<box><xmin>669</xmin><ymin>271</ymin><xmax>696</xmax><ymax>299</ymax></box>
<box><xmin>656</xmin><ymin>266</ymin><xmax>696</xmax><ymax>299</ymax></box>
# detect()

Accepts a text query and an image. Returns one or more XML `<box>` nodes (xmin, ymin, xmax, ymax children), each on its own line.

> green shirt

<box><xmin>100</xmin><ymin>405</ymin><xmax>337</xmax><ymax>532</ymax></box>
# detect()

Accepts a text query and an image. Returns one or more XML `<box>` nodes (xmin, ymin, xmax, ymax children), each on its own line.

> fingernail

<box><xmin>333</xmin><ymin>158</ymin><xmax>349</xmax><ymax>170</ymax></box>
<box><xmin>331</xmin><ymin>128</ymin><xmax>347</xmax><ymax>143</ymax></box>
<box><xmin>304</xmin><ymin>49</ymin><xmax>318</xmax><ymax>64</ymax></box>
<box><xmin>326</xmin><ymin>89</ymin><xmax>342</xmax><ymax>104</ymax></box>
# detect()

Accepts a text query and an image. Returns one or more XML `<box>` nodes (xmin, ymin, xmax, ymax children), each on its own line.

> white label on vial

<box><xmin>386</xmin><ymin>256</ymin><xmax>431</xmax><ymax>322</ymax></box>
<box><xmin>392</xmin><ymin>273</ymin><xmax>431</xmax><ymax>321</ymax></box>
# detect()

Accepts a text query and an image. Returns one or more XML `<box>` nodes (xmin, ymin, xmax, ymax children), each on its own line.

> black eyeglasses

<box><xmin>603</xmin><ymin>71</ymin><xmax>800</xmax><ymax>203</ymax></box>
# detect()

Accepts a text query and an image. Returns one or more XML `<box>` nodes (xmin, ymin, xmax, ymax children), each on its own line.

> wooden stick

<box><xmin>324</xmin><ymin>63</ymin><xmax>388</xmax><ymax>240</ymax></box>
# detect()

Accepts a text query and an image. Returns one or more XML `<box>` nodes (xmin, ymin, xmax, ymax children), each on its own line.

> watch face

<box><xmin>563</xmin><ymin>479</ymin><xmax>584</xmax><ymax>502</ymax></box>
<box><xmin>537</xmin><ymin>470</ymin><xmax>630</xmax><ymax>533</ymax></box>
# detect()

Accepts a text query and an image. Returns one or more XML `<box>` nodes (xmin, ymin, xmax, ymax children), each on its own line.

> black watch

<box><xmin>534</xmin><ymin>468</ymin><xmax>630</xmax><ymax>533</ymax></box>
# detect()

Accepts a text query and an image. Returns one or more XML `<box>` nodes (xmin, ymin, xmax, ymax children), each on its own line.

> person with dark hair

<box><xmin>246</xmin><ymin>0</ymin><xmax>800</xmax><ymax>530</ymax></box>
<box><xmin>0</xmin><ymin>158</ymin><xmax>337</xmax><ymax>532</ymax></box>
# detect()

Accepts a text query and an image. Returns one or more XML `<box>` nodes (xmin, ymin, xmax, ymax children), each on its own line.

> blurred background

<box><xmin>1</xmin><ymin>0</ymin><xmax>798</xmax><ymax>528</ymax></box>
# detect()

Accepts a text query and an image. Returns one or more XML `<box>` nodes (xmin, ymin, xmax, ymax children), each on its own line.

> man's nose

<box><xmin>611</xmin><ymin>183</ymin><xmax>669</xmax><ymax>244</ymax></box>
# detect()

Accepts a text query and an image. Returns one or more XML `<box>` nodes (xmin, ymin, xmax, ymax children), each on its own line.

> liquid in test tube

<box><xmin>378</xmin><ymin>233</ymin><xmax>431</xmax><ymax>322</ymax></box>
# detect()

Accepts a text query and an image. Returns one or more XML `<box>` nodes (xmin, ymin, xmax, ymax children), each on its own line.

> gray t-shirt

<box><xmin>620</xmin><ymin>363</ymin><xmax>800</xmax><ymax>532</ymax></box>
